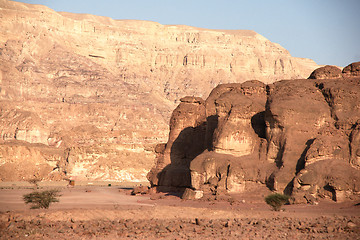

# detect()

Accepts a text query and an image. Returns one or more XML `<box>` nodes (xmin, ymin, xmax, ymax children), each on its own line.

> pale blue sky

<box><xmin>15</xmin><ymin>0</ymin><xmax>360</xmax><ymax>67</ymax></box>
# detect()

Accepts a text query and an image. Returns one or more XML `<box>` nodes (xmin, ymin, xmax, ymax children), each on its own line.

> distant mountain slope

<box><xmin>0</xmin><ymin>0</ymin><xmax>319</xmax><ymax>182</ymax></box>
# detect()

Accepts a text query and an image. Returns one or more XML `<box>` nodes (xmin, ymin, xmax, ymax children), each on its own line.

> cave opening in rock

<box><xmin>251</xmin><ymin>111</ymin><xmax>266</xmax><ymax>139</ymax></box>
<box><xmin>324</xmin><ymin>184</ymin><xmax>337</xmax><ymax>201</ymax></box>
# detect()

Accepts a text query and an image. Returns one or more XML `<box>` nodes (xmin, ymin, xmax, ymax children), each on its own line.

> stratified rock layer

<box><xmin>0</xmin><ymin>0</ymin><xmax>320</xmax><ymax>182</ymax></box>
<box><xmin>149</xmin><ymin>63</ymin><xmax>360</xmax><ymax>203</ymax></box>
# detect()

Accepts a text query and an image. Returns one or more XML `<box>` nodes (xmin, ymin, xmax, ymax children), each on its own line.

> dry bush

<box><xmin>265</xmin><ymin>193</ymin><xmax>289</xmax><ymax>211</ymax></box>
<box><xmin>23</xmin><ymin>189</ymin><xmax>61</xmax><ymax>209</ymax></box>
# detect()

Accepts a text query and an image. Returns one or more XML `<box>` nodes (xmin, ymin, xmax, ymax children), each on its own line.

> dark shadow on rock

<box><xmin>284</xmin><ymin>177</ymin><xmax>294</xmax><ymax>196</ymax></box>
<box><xmin>170</xmin><ymin>123</ymin><xmax>207</xmax><ymax>168</ymax></box>
<box><xmin>295</xmin><ymin>138</ymin><xmax>315</xmax><ymax>174</ymax></box>
<box><xmin>205</xmin><ymin>115</ymin><xmax>218</xmax><ymax>151</ymax></box>
<box><xmin>157</xmin><ymin>164</ymin><xmax>191</xmax><ymax>189</ymax></box>
<box><xmin>118</xmin><ymin>187</ymin><xmax>134</xmax><ymax>190</ymax></box>
<box><xmin>324</xmin><ymin>184</ymin><xmax>337</xmax><ymax>201</ymax></box>
<box><xmin>164</xmin><ymin>189</ymin><xmax>186</xmax><ymax>198</ymax></box>
<box><xmin>251</xmin><ymin>111</ymin><xmax>266</xmax><ymax>139</ymax></box>
<box><xmin>275</xmin><ymin>141</ymin><xmax>286</xmax><ymax>169</ymax></box>
<box><xmin>265</xmin><ymin>172</ymin><xmax>276</xmax><ymax>191</ymax></box>
<box><xmin>157</xmin><ymin>123</ymin><xmax>207</xmax><ymax>190</ymax></box>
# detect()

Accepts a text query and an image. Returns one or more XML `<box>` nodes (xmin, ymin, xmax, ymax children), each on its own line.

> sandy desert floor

<box><xmin>0</xmin><ymin>183</ymin><xmax>359</xmax><ymax>239</ymax></box>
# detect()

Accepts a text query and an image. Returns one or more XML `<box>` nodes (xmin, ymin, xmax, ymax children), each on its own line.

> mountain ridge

<box><xmin>0</xmin><ymin>0</ymin><xmax>320</xmax><ymax>182</ymax></box>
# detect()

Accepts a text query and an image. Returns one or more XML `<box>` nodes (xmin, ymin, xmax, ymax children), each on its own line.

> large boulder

<box><xmin>188</xmin><ymin>81</ymin><xmax>270</xmax><ymax>194</ymax></box>
<box><xmin>342</xmin><ymin>61</ymin><xmax>360</xmax><ymax>77</ymax></box>
<box><xmin>308</xmin><ymin>65</ymin><xmax>342</xmax><ymax>79</ymax></box>
<box><xmin>198</xmin><ymin>80</ymin><xmax>268</xmax><ymax>192</ymax></box>
<box><xmin>292</xmin><ymin>159</ymin><xmax>360</xmax><ymax>203</ymax></box>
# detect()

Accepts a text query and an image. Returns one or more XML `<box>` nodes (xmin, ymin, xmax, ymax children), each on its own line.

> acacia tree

<box><xmin>23</xmin><ymin>189</ymin><xmax>61</xmax><ymax>209</ymax></box>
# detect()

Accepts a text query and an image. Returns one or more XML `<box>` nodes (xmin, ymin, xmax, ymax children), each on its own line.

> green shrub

<box><xmin>23</xmin><ymin>189</ymin><xmax>61</xmax><ymax>209</ymax></box>
<box><xmin>264</xmin><ymin>193</ymin><xmax>289</xmax><ymax>211</ymax></box>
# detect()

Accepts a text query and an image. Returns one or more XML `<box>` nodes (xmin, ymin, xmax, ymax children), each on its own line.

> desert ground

<box><xmin>0</xmin><ymin>182</ymin><xmax>359</xmax><ymax>239</ymax></box>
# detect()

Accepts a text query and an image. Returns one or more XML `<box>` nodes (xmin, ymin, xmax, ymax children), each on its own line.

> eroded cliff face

<box><xmin>0</xmin><ymin>0</ymin><xmax>318</xmax><ymax>102</ymax></box>
<box><xmin>149</xmin><ymin>63</ymin><xmax>360</xmax><ymax>203</ymax></box>
<box><xmin>0</xmin><ymin>0</ymin><xmax>319</xmax><ymax>182</ymax></box>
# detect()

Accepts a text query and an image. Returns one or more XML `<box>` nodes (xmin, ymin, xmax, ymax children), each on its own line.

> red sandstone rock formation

<box><xmin>342</xmin><ymin>61</ymin><xmax>360</xmax><ymax>77</ymax></box>
<box><xmin>149</xmin><ymin>63</ymin><xmax>360</xmax><ymax>203</ymax></box>
<box><xmin>308</xmin><ymin>65</ymin><xmax>342</xmax><ymax>79</ymax></box>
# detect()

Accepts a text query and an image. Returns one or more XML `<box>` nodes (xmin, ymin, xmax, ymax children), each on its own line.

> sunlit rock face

<box><xmin>0</xmin><ymin>0</ymin><xmax>318</xmax><ymax>104</ymax></box>
<box><xmin>0</xmin><ymin>0</ymin><xmax>319</xmax><ymax>182</ymax></box>
<box><xmin>211</xmin><ymin>81</ymin><xmax>266</xmax><ymax>157</ymax></box>
<box><xmin>264</xmin><ymin>79</ymin><xmax>333</xmax><ymax>191</ymax></box>
<box><xmin>149</xmin><ymin>64</ymin><xmax>360</xmax><ymax>203</ymax></box>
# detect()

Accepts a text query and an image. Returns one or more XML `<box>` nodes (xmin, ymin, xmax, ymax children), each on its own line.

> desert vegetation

<box><xmin>23</xmin><ymin>189</ymin><xmax>61</xmax><ymax>209</ymax></box>
<box><xmin>264</xmin><ymin>193</ymin><xmax>290</xmax><ymax>211</ymax></box>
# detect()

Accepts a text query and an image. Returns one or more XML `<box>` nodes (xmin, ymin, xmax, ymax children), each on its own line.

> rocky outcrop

<box><xmin>308</xmin><ymin>65</ymin><xmax>342</xmax><ymax>79</ymax></box>
<box><xmin>0</xmin><ymin>0</ymin><xmax>320</xmax><ymax>182</ymax></box>
<box><xmin>264</xmin><ymin>79</ymin><xmax>333</xmax><ymax>191</ymax></box>
<box><xmin>292</xmin><ymin>159</ymin><xmax>360</xmax><ymax>203</ymax></box>
<box><xmin>149</xmin><ymin>81</ymin><xmax>273</xmax><ymax>194</ymax></box>
<box><xmin>191</xmin><ymin>81</ymin><xmax>271</xmax><ymax>194</ymax></box>
<box><xmin>307</xmin><ymin>61</ymin><xmax>360</xmax><ymax>79</ymax></box>
<box><xmin>149</xmin><ymin>63</ymin><xmax>360</xmax><ymax>203</ymax></box>
<box><xmin>267</xmin><ymin>75</ymin><xmax>360</xmax><ymax>202</ymax></box>
<box><xmin>342</xmin><ymin>61</ymin><xmax>360</xmax><ymax>77</ymax></box>
<box><xmin>147</xmin><ymin>97</ymin><xmax>206</xmax><ymax>189</ymax></box>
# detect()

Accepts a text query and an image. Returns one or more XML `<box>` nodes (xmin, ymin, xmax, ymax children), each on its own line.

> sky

<box><xmin>15</xmin><ymin>0</ymin><xmax>360</xmax><ymax>67</ymax></box>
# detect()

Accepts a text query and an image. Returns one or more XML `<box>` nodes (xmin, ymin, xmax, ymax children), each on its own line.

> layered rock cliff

<box><xmin>0</xmin><ymin>0</ymin><xmax>319</xmax><ymax>182</ymax></box>
<box><xmin>149</xmin><ymin>62</ymin><xmax>360</xmax><ymax>203</ymax></box>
